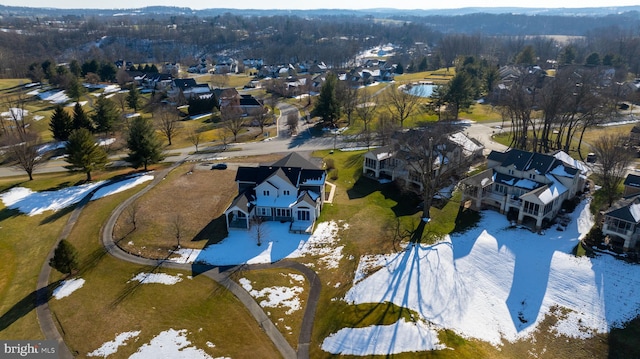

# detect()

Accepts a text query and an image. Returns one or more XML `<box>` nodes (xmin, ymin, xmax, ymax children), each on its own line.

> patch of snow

<box><xmin>322</xmin><ymin>318</ymin><xmax>447</xmax><ymax>355</ymax></box>
<box><xmin>0</xmin><ymin>181</ymin><xmax>103</xmax><ymax>216</ymax></box>
<box><xmin>52</xmin><ymin>278</ymin><xmax>85</xmax><ymax>299</ymax></box>
<box><xmin>87</xmin><ymin>331</ymin><xmax>141</xmax><ymax>357</ymax></box>
<box><xmin>129</xmin><ymin>329</ymin><xmax>212</xmax><ymax>359</ymax></box>
<box><xmin>343</xmin><ymin>199</ymin><xmax>640</xmax><ymax>347</ymax></box>
<box><xmin>169</xmin><ymin>248</ymin><xmax>202</xmax><ymax>264</ymax></box>
<box><xmin>287</xmin><ymin>221</ymin><xmax>345</xmax><ymax>269</ymax></box>
<box><xmin>128</xmin><ymin>273</ymin><xmax>183</xmax><ymax>285</ymax></box>
<box><xmin>97</xmin><ymin>138</ymin><xmax>116</xmax><ymax>146</ymax></box>
<box><xmin>91</xmin><ymin>175</ymin><xmax>154</xmax><ymax>200</ymax></box>
<box><xmin>240</xmin><ymin>277</ymin><xmax>304</xmax><ymax>315</ymax></box>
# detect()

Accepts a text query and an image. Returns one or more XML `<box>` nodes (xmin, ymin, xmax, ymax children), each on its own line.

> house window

<box><xmin>275</xmin><ymin>208</ymin><xmax>291</xmax><ymax>217</ymax></box>
<box><xmin>298</xmin><ymin>210</ymin><xmax>310</xmax><ymax>221</ymax></box>
<box><xmin>529</xmin><ymin>173</ymin><xmax>536</xmax><ymax>180</ymax></box>
<box><xmin>365</xmin><ymin>158</ymin><xmax>376</xmax><ymax>169</ymax></box>
<box><xmin>263</xmin><ymin>190</ymin><xmax>270</xmax><ymax>196</ymax></box>
<box><xmin>543</xmin><ymin>202</ymin><xmax>553</xmax><ymax>215</ymax></box>
<box><xmin>259</xmin><ymin>208</ymin><xmax>269</xmax><ymax>216</ymax></box>
<box><xmin>508</xmin><ymin>169</ymin><xmax>514</xmax><ymax>175</ymax></box>
<box><xmin>284</xmin><ymin>190</ymin><xmax>290</xmax><ymax>195</ymax></box>
<box><xmin>523</xmin><ymin>201</ymin><xmax>539</xmax><ymax>216</ymax></box>
<box><xmin>495</xmin><ymin>184</ymin><xmax>506</xmax><ymax>194</ymax></box>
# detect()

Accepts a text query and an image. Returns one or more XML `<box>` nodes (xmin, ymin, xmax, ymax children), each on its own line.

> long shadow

<box><xmin>0</xmin><ymin>281</ymin><xmax>60</xmax><ymax>332</ymax></box>
<box><xmin>40</xmin><ymin>204</ymin><xmax>77</xmax><ymax>225</ymax></box>
<box><xmin>191</xmin><ymin>215</ymin><xmax>228</xmax><ymax>244</ymax></box>
<box><xmin>346</xmin><ymin>176</ymin><xmax>381</xmax><ymax>200</ymax></box>
<box><xmin>0</xmin><ymin>208</ymin><xmax>21</xmax><ymax>222</ymax></box>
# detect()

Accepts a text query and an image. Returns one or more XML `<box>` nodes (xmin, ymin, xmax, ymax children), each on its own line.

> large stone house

<box><xmin>224</xmin><ymin>153</ymin><xmax>326</xmax><ymax>233</ymax></box>
<box><xmin>459</xmin><ymin>149</ymin><xmax>587</xmax><ymax>230</ymax></box>
<box><xmin>362</xmin><ymin>131</ymin><xmax>484</xmax><ymax>190</ymax></box>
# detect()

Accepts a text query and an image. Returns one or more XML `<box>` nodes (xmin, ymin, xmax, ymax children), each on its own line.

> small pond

<box><xmin>403</xmin><ymin>83</ymin><xmax>436</xmax><ymax>98</ymax></box>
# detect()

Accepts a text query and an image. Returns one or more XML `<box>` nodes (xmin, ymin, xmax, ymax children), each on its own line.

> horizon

<box><xmin>1</xmin><ymin>1</ymin><xmax>639</xmax><ymax>11</ymax></box>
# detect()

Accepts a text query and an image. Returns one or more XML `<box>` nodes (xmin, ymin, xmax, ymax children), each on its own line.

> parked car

<box><xmin>211</xmin><ymin>163</ymin><xmax>228</xmax><ymax>170</ymax></box>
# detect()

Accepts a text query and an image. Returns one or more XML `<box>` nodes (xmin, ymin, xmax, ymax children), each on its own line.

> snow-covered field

<box><xmin>326</xmin><ymin>200</ymin><xmax>640</xmax><ymax>355</ymax></box>
<box><xmin>7</xmin><ymin>178</ymin><xmax>640</xmax><ymax>356</ymax></box>
<box><xmin>0</xmin><ymin>174</ymin><xmax>153</xmax><ymax>216</ymax></box>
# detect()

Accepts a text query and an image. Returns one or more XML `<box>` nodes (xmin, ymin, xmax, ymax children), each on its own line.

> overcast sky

<box><xmin>2</xmin><ymin>0</ymin><xmax>639</xmax><ymax>10</ymax></box>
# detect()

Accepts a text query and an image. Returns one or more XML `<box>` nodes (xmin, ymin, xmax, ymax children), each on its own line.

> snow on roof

<box><xmin>514</xmin><ymin>178</ymin><xmax>538</xmax><ymax>189</ymax></box>
<box><xmin>553</xmin><ymin>151</ymin><xmax>589</xmax><ymax>174</ymax></box>
<box><xmin>537</xmin><ymin>177</ymin><xmax>568</xmax><ymax>204</ymax></box>
<box><xmin>449</xmin><ymin>132</ymin><xmax>483</xmax><ymax>156</ymax></box>
<box><xmin>550</xmin><ymin>163</ymin><xmax>575</xmax><ymax>178</ymax></box>
<box><xmin>629</xmin><ymin>202</ymin><xmax>640</xmax><ymax>222</ymax></box>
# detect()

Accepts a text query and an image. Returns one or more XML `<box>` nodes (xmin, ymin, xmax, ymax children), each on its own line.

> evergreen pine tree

<box><xmin>49</xmin><ymin>105</ymin><xmax>73</xmax><ymax>141</ymax></box>
<box><xmin>65</xmin><ymin>128</ymin><xmax>108</xmax><ymax>181</ymax></box>
<box><xmin>49</xmin><ymin>239</ymin><xmax>79</xmax><ymax>275</ymax></box>
<box><xmin>126</xmin><ymin>117</ymin><xmax>164</xmax><ymax>171</ymax></box>
<box><xmin>72</xmin><ymin>102</ymin><xmax>93</xmax><ymax>131</ymax></box>
<box><xmin>92</xmin><ymin>96</ymin><xmax>120</xmax><ymax>135</ymax></box>
<box><xmin>313</xmin><ymin>72</ymin><xmax>340</xmax><ymax>127</ymax></box>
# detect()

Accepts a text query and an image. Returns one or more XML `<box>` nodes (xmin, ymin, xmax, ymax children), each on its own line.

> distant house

<box><xmin>624</xmin><ymin>174</ymin><xmax>640</xmax><ymax>197</ymax></box>
<box><xmin>169</xmin><ymin>78</ymin><xmax>211</xmax><ymax>99</ymax></box>
<box><xmin>602</xmin><ymin>193</ymin><xmax>640</xmax><ymax>252</ymax></box>
<box><xmin>225</xmin><ymin>153</ymin><xmax>326</xmax><ymax>233</ymax></box>
<box><xmin>459</xmin><ymin>149</ymin><xmax>586</xmax><ymax>230</ymax></box>
<box><xmin>362</xmin><ymin>131</ymin><xmax>483</xmax><ymax>190</ymax></box>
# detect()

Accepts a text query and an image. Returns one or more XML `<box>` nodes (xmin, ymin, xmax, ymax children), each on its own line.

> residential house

<box><xmin>224</xmin><ymin>152</ymin><xmax>326</xmax><ymax>233</ymax></box>
<box><xmin>362</xmin><ymin>131</ymin><xmax>483</xmax><ymax>190</ymax></box>
<box><xmin>624</xmin><ymin>174</ymin><xmax>640</xmax><ymax>197</ymax></box>
<box><xmin>459</xmin><ymin>149</ymin><xmax>586</xmax><ymax>230</ymax></box>
<box><xmin>169</xmin><ymin>78</ymin><xmax>212</xmax><ymax>99</ymax></box>
<box><xmin>602</xmin><ymin>194</ymin><xmax>640</xmax><ymax>252</ymax></box>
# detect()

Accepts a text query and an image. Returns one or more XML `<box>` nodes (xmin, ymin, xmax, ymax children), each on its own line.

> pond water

<box><xmin>403</xmin><ymin>83</ymin><xmax>435</xmax><ymax>98</ymax></box>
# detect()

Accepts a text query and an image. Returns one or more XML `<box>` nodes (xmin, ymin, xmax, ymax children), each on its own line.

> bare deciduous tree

<box><xmin>286</xmin><ymin>112</ymin><xmax>299</xmax><ymax>136</ymax></box>
<box><xmin>385</xmin><ymin>85</ymin><xmax>421</xmax><ymax>128</ymax></box>
<box><xmin>156</xmin><ymin>107</ymin><xmax>181</xmax><ymax>146</ymax></box>
<box><xmin>592</xmin><ymin>133</ymin><xmax>635</xmax><ymax>206</ymax></box>
<box><xmin>187</xmin><ymin>129</ymin><xmax>203</xmax><ymax>153</ymax></box>
<box><xmin>355</xmin><ymin>91</ymin><xmax>377</xmax><ymax>149</ymax></box>
<box><xmin>222</xmin><ymin>107</ymin><xmax>245</xmax><ymax>142</ymax></box>
<box><xmin>127</xmin><ymin>201</ymin><xmax>140</xmax><ymax>231</ymax></box>
<box><xmin>251</xmin><ymin>216</ymin><xmax>269</xmax><ymax>246</ymax></box>
<box><xmin>173</xmin><ymin>214</ymin><xmax>185</xmax><ymax>249</ymax></box>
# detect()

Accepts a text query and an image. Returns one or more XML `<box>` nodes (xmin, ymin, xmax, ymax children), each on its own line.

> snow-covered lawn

<box><xmin>186</xmin><ymin>220</ymin><xmax>346</xmax><ymax>268</ymax></box>
<box><xmin>0</xmin><ymin>174</ymin><xmax>153</xmax><ymax>216</ymax></box>
<box><xmin>325</xmin><ymin>199</ymin><xmax>640</xmax><ymax>355</ymax></box>
<box><xmin>239</xmin><ymin>273</ymin><xmax>305</xmax><ymax>315</ymax></box>
<box><xmin>52</xmin><ymin>278</ymin><xmax>85</xmax><ymax>299</ymax></box>
<box><xmin>89</xmin><ymin>329</ymin><xmax>223</xmax><ymax>359</ymax></box>
<box><xmin>128</xmin><ymin>272</ymin><xmax>186</xmax><ymax>285</ymax></box>
<box><xmin>87</xmin><ymin>331</ymin><xmax>141</xmax><ymax>357</ymax></box>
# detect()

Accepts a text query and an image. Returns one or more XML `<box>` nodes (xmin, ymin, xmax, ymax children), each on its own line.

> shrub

<box><xmin>324</xmin><ymin>158</ymin><xmax>335</xmax><ymax>170</ymax></box>
<box><xmin>49</xmin><ymin>239</ymin><xmax>79</xmax><ymax>275</ymax></box>
<box><xmin>329</xmin><ymin>168</ymin><xmax>339</xmax><ymax>181</ymax></box>
<box><xmin>584</xmin><ymin>226</ymin><xmax>604</xmax><ymax>247</ymax></box>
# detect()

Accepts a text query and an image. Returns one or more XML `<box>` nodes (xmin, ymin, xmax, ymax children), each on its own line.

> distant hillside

<box><xmin>1</xmin><ymin>5</ymin><xmax>640</xmax><ymax>18</ymax></box>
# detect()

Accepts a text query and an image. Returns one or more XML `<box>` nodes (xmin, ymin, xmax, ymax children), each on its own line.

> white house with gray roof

<box><xmin>224</xmin><ymin>152</ymin><xmax>326</xmax><ymax>233</ymax></box>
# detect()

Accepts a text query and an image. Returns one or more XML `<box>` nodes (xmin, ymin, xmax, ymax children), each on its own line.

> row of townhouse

<box><xmin>459</xmin><ymin>149</ymin><xmax>589</xmax><ymax>230</ymax></box>
<box><xmin>362</xmin><ymin>131</ymin><xmax>484</xmax><ymax>191</ymax></box>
